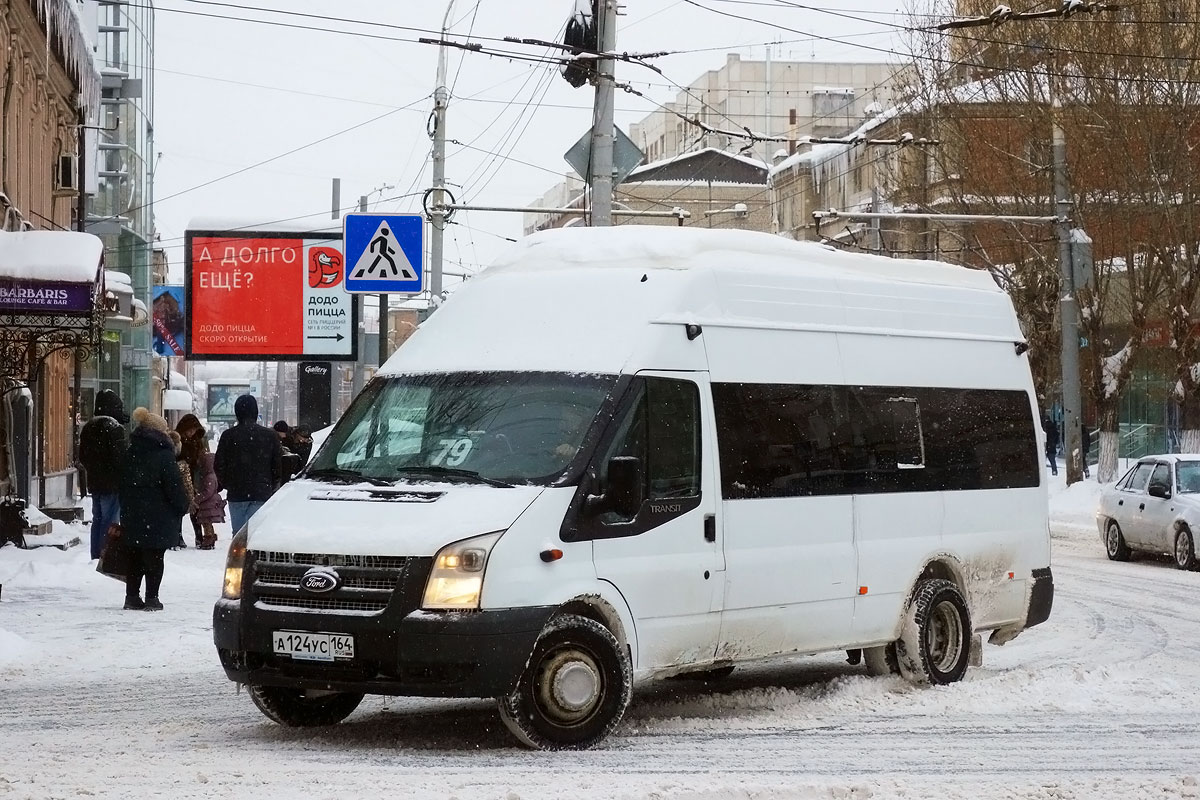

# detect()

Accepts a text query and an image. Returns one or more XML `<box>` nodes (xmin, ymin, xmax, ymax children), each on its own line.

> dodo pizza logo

<box><xmin>308</xmin><ymin>247</ymin><xmax>343</xmax><ymax>288</ymax></box>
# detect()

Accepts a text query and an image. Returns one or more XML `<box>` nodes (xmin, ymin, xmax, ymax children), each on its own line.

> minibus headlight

<box><xmin>222</xmin><ymin>526</ymin><xmax>249</xmax><ymax>600</ymax></box>
<box><xmin>422</xmin><ymin>531</ymin><xmax>503</xmax><ymax>610</ymax></box>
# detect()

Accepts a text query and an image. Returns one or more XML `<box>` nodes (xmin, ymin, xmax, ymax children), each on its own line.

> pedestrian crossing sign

<box><xmin>343</xmin><ymin>213</ymin><xmax>424</xmax><ymax>294</ymax></box>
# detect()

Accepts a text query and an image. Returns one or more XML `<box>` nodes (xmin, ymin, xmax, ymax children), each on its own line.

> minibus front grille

<box><xmin>249</xmin><ymin>551</ymin><xmax>410</xmax><ymax>615</ymax></box>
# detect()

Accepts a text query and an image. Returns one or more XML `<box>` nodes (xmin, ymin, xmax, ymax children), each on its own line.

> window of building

<box><xmin>813</xmin><ymin>89</ymin><xmax>855</xmax><ymax>120</ymax></box>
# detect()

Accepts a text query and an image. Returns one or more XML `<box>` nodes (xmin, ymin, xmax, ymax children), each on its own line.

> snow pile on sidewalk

<box><xmin>1048</xmin><ymin>472</ymin><xmax>1104</xmax><ymax>545</ymax></box>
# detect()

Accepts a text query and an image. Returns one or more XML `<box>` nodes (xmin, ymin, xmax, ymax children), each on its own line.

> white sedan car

<box><xmin>1097</xmin><ymin>455</ymin><xmax>1200</xmax><ymax>569</ymax></box>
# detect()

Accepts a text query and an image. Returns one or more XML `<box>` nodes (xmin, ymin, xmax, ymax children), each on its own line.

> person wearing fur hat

<box><xmin>118</xmin><ymin>408</ymin><xmax>191</xmax><ymax>611</ymax></box>
<box><xmin>177</xmin><ymin>414</ymin><xmax>225</xmax><ymax>549</ymax></box>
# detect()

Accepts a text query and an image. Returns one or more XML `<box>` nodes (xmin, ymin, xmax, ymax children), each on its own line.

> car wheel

<box><xmin>896</xmin><ymin>579</ymin><xmax>971</xmax><ymax>686</ymax></box>
<box><xmin>498</xmin><ymin>614</ymin><xmax>633</xmax><ymax>750</ymax></box>
<box><xmin>1105</xmin><ymin>520</ymin><xmax>1131</xmax><ymax>562</ymax></box>
<box><xmin>248</xmin><ymin>685</ymin><xmax>364</xmax><ymax>727</ymax></box>
<box><xmin>863</xmin><ymin>643</ymin><xmax>900</xmax><ymax>676</ymax></box>
<box><xmin>1174</xmin><ymin>527</ymin><xmax>1198</xmax><ymax>571</ymax></box>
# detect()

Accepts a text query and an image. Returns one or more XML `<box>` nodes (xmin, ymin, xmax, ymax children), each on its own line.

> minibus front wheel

<box><xmin>498</xmin><ymin>614</ymin><xmax>633</xmax><ymax>750</ymax></box>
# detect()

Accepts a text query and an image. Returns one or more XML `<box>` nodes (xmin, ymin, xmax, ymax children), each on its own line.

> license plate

<box><xmin>272</xmin><ymin>630</ymin><xmax>355</xmax><ymax>662</ymax></box>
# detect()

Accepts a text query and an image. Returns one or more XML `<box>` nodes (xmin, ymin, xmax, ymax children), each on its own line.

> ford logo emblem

<box><xmin>300</xmin><ymin>568</ymin><xmax>340</xmax><ymax>594</ymax></box>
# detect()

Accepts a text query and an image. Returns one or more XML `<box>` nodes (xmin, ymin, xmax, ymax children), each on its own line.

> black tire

<box><xmin>863</xmin><ymin>643</ymin><xmax>900</xmax><ymax>676</ymax></box>
<box><xmin>497</xmin><ymin>613</ymin><xmax>632</xmax><ymax>750</ymax></box>
<box><xmin>896</xmin><ymin>578</ymin><xmax>971</xmax><ymax>686</ymax></box>
<box><xmin>1175</xmin><ymin>527</ymin><xmax>1198</xmax><ymax>571</ymax></box>
<box><xmin>1105</xmin><ymin>520</ymin><xmax>1131</xmax><ymax>562</ymax></box>
<box><xmin>248</xmin><ymin>685</ymin><xmax>364</xmax><ymax>727</ymax></box>
<box><xmin>667</xmin><ymin>665</ymin><xmax>736</xmax><ymax>682</ymax></box>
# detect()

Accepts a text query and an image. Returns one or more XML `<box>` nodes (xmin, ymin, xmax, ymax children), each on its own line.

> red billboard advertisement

<box><xmin>185</xmin><ymin>229</ymin><xmax>356</xmax><ymax>361</ymax></box>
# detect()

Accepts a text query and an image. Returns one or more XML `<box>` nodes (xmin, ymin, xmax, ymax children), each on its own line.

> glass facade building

<box><xmin>85</xmin><ymin>0</ymin><xmax>155</xmax><ymax>414</ymax></box>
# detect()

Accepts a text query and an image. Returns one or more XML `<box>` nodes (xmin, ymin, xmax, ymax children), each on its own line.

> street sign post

<box><xmin>343</xmin><ymin>213</ymin><xmax>424</xmax><ymax>295</ymax></box>
<box><xmin>564</xmin><ymin>126</ymin><xmax>644</xmax><ymax>187</ymax></box>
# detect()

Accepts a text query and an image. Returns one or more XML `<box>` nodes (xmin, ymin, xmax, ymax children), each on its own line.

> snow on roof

<box><xmin>769</xmin><ymin>106</ymin><xmax>899</xmax><ymax>178</ymax></box>
<box><xmin>0</xmin><ymin>231</ymin><xmax>103</xmax><ymax>283</ymax></box>
<box><xmin>186</xmin><ymin>217</ymin><xmax>341</xmax><ymax>237</ymax></box>
<box><xmin>627</xmin><ymin>147</ymin><xmax>767</xmax><ymax>180</ymax></box>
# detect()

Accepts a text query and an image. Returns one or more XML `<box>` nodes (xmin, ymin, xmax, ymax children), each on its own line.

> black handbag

<box><xmin>95</xmin><ymin>523</ymin><xmax>131</xmax><ymax>581</ymax></box>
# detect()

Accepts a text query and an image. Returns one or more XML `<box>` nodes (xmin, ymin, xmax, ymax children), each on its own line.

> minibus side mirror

<box><xmin>586</xmin><ymin>456</ymin><xmax>644</xmax><ymax>518</ymax></box>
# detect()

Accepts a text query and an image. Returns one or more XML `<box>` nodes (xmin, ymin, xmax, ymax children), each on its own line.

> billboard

<box><xmin>151</xmin><ymin>285</ymin><xmax>186</xmax><ymax>357</ymax></box>
<box><xmin>185</xmin><ymin>229</ymin><xmax>356</xmax><ymax>361</ymax></box>
<box><xmin>207</xmin><ymin>381</ymin><xmax>250</xmax><ymax>422</ymax></box>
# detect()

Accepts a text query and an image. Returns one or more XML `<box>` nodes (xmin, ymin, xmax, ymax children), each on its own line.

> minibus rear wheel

<box><xmin>498</xmin><ymin>614</ymin><xmax>633</xmax><ymax>750</ymax></box>
<box><xmin>896</xmin><ymin>579</ymin><xmax>971</xmax><ymax>686</ymax></box>
<box><xmin>863</xmin><ymin>643</ymin><xmax>900</xmax><ymax>676</ymax></box>
<box><xmin>248</xmin><ymin>685</ymin><xmax>364</xmax><ymax>727</ymax></box>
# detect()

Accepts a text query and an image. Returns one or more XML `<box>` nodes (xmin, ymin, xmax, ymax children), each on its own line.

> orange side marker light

<box><xmin>540</xmin><ymin>549</ymin><xmax>564</xmax><ymax>563</ymax></box>
<box><xmin>858</xmin><ymin>586</ymin><xmax>869</xmax><ymax>595</ymax></box>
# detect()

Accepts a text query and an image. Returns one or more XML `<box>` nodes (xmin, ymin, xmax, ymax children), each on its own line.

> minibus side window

<box><xmin>593</xmin><ymin>377</ymin><xmax>701</xmax><ymax>526</ymax></box>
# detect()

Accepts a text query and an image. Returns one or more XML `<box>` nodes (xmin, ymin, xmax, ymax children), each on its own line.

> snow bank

<box><xmin>0</xmin><ymin>628</ymin><xmax>34</xmax><ymax>667</ymax></box>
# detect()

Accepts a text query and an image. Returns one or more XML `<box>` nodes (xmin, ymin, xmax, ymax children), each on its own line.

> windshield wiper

<box><xmin>304</xmin><ymin>467</ymin><xmax>395</xmax><ymax>487</ymax></box>
<box><xmin>394</xmin><ymin>466</ymin><xmax>514</xmax><ymax>488</ymax></box>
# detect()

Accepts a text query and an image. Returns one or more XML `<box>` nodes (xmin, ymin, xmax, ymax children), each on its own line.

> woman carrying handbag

<box><xmin>119</xmin><ymin>408</ymin><xmax>191</xmax><ymax>611</ymax></box>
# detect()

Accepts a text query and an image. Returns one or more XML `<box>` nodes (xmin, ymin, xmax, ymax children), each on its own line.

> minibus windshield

<box><xmin>307</xmin><ymin>372</ymin><xmax>617</xmax><ymax>486</ymax></box>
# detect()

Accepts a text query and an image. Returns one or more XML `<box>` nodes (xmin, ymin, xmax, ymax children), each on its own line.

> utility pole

<box><xmin>589</xmin><ymin>0</ymin><xmax>618</xmax><ymax>226</ymax></box>
<box><xmin>351</xmin><ymin>195</ymin><xmax>367</xmax><ymax>399</ymax></box>
<box><xmin>1051</xmin><ymin>69</ymin><xmax>1083</xmax><ymax>485</ymax></box>
<box><xmin>429</xmin><ymin>0</ymin><xmax>457</xmax><ymax>306</ymax></box>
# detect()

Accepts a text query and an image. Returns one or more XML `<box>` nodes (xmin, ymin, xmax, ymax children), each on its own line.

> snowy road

<box><xmin>3</xmin><ymin>505</ymin><xmax>1200</xmax><ymax>798</ymax></box>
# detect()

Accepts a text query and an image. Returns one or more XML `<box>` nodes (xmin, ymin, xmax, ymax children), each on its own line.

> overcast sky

<box><xmin>152</xmin><ymin>0</ymin><xmax>911</xmax><ymax>288</ymax></box>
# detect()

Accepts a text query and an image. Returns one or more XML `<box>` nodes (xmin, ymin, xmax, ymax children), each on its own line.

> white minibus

<box><xmin>214</xmin><ymin>227</ymin><xmax>1053</xmax><ymax>749</ymax></box>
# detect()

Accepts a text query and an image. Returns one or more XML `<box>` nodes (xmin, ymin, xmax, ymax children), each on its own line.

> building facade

<box><xmin>0</xmin><ymin>0</ymin><xmax>102</xmax><ymax>511</ymax></box>
<box><xmin>530</xmin><ymin>53</ymin><xmax>904</xmax><ymax>235</ymax></box>
<box><xmin>83</xmin><ymin>0</ymin><xmax>155</xmax><ymax>423</ymax></box>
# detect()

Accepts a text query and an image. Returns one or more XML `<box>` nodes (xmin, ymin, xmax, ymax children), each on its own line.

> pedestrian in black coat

<box><xmin>1043</xmin><ymin>415</ymin><xmax>1059</xmax><ymax>476</ymax></box>
<box><xmin>118</xmin><ymin>408</ymin><xmax>191</xmax><ymax>611</ymax></box>
<box><xmin>1081</xmin><ymin>422</ymin><xmax>1093</xmax><ymax>479</ymax></box>
<box><xmin>79</xmin><ymin>389</ymin><xmax>129</xmax><ymax>559</ymax></box>
<box><xmin>214</xmin><ymin>395</ymin><xmax>283</xmax><ymax>535</ymax></box>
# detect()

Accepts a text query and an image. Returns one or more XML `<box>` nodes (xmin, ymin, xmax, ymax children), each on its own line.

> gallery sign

<box><xmin>0</xmin><ymin>279</ymin><xmax>95</xmax><ymax>313</ymax></box>
<box><xmin>185</xmin><ymin>228</ymin><xmax>356</xmax><ymax>361</ymax></box>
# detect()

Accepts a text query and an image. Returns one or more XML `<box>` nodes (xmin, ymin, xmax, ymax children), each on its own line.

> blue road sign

<box><xmin>343</xmin><ymin>213</ymin><xmax>424</xmax><ymax>294</ymax></box>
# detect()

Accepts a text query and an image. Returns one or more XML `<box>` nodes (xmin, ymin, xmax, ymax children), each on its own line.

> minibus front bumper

<box><xmin>213</xmin><ymin>599</ymin><xmax>556</xmax><ymax>699</ymax></box>
<box><xmin>216</xmin><ymin>546</ymin><xmax>556</xmax><ymax>705</ymax></box>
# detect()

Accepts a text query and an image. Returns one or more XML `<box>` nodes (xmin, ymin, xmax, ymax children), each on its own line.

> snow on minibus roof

<box><xmin>376</xmin><ymin>227</ymin><xmax>1013</xmax><ymax>378</ymax></box>
<box><xmin>481</xmin><ymin>227</ymin><xmax>1000</xmax><ymax>292</ymax></box>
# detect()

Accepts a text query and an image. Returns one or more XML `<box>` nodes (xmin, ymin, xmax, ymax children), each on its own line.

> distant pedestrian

<box><xmin>215</xmin><ymin>395</ymin><xmax>282</xmax><ymax>534</ymax></box>
<box><xmin>289</xmin><ymin>425</ymin><xmax>314</xmax><ymax>466</ymax></box>
<box><xmin>177</xmin><ymin>414</ymin><xmax>224</xmax><ymax>550</ymax></box>
<box><xmin>79</xmin><ymin>390</ymin><xmax>129</xmax><ymax>560</ymax></box>
<box><xmin>169</xmin><ymin>431</ymin><xmax>195</xmax><ymax>550</ymax></box>
<box><xmin>1043</xmin><ymin>415</ymin><xmax>1059</xmax><ymax>476</ymax></box>
<box><xmin>119</xmin><ymin>408</ymin><xmax>191</xmax><ymax>611</ymax></box>
<box><xmin>273</xmin><ymin>421</ymin><xmax>303</xmax><ymax>482</ymax></box>
<box><xmin>1081</xmin><ymin>422</ymin><xmax>1093</xmax><ymax>479</ymax></box>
